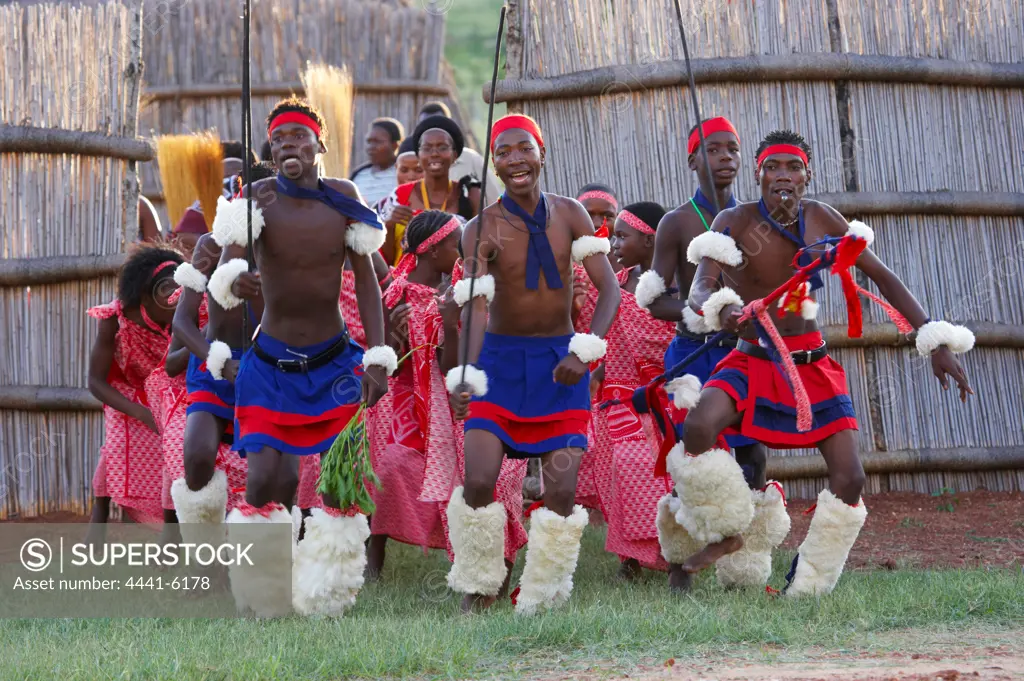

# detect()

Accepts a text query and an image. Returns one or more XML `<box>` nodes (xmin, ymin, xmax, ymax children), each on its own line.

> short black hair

<box><xmin>397</xmin><ymin>137</ymin><xmax>417</xmax><ymax>156</ymax></box>
<box><xmin>405</xmin><ymin>210</ymin><xmax>456</xmax><ymax>254</ymax></box>
<box><xmin>266</xmin><ymin>97</ymin><xmax>327</xmax><ymax>141</ymax></box>
<box><xmin>259</xmin><ymin>140</ymin><xmax>273</xmax><ymax>162</ymax></box>
<box><xmin>371</xmin><ymin>118</ymin><xmax>404</xmax><ymax>144</ymax></box>
<box><xmin>118</xmin><ymin>243</ymin><xmax>184</xmax><ymax>309</ymax></box>
<box><xmin>577</xmin><ymin>183</ymin><xmax>617</xmax><ymax>202</ymax></box>
<box><xmin>411</xmin><ymin>115</ymin><xmax>465</xmax><ymax>160</ymax></box>
<box><xmin>220</xmin><ymin>140</ymin><xmax>258</xmax><ymax>164</ymax></box>
<box><xmin>231</xmin><ymin>161</ymin><xmax>277</xmax><ymax>195</ymax></box>
<box><xmin>419</xmin><ymin>101</ymin><xmax>451</xmax><ymax>118</ymax></box>
<box><xmin>620</xmin><ymin>201</ymin><xmax>666</xmax><ymax>232</ymax></box>
<box><xmin>755</xmin><ymin>130</ymin><xmax>812</xmax><ymax>165</ymax></box>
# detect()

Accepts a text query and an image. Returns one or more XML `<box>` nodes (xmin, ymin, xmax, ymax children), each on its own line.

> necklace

<box><xmin>773</xmin><ymin>212</ymin><xmax>799</xmax><ymax>228</ymax></box>
<box><xmin>420</xmin><ymin>179</ymin><xmax>452</xmax><ymax>212</ymax></box>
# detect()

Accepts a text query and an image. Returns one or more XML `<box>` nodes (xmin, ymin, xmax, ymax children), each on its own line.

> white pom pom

<box><xmin>568</xmin><ymin>333</ymin><xmax>607</xmax><ymax>363</ymax></box>
<box><xmin>453</xmin><ymin>274</ymin><xmax>495</xmax><ymax>307</ymax></box>
<box><xmin>916</xmin><ymin>320</ymin><xmax>975</xmax><ymax>356</ymax></box>
<box><xmin>686</xmin><ymin>231</ymin><xmax>744</xmax><ymax>267</ymax></box>
<box><xmin>212</xmin><ymin>196</ymin><xmax>264</xmax><ymax>248</ymax></box>
<box><xmin>206</xmin><ymin>258</ymin><xmax>250</xmax><ymax>310</ymax></box>
<box><xmin>801</xmin><ymin>298</ymin><xmax>819</xmax><ymax>320</ymax></box>
<box><xmin>846</xmin><ymin>220</ymin><xmax>874</xmax><ymax>247</ymax></box>
<box><xmin>683</xmin><ymin>306</ymin><xmax>713</xmax><ymax>335</ymax></box>
<box><xmin>362</xmin><ymin>345</ymin><xmax>399</xmax><ymax>376</ymax></box>
<box><xmin>345</xmin><ymin>222</ymin><xmax>387</xmax><ymax>256</ymax></box>
<box><xmin>571</xmin><ymin>235</ymin><xmax>611</xmax><ymax>263</ymax></box>
<box><xmin>205</xmin><ymin>340</ymin><xmax>233</xmax><ymax>380</ymax></box>
<box><xmin>173</xmin><ymin>263</ymin><xmax>208</xmax><ymax>293</ymax></box>
<box><xmin>634</xmin><ymin>270</ymin><xmax>666</xmax><ymax>310</ymax></box>
<box><xmin>445</xmin><ymin>365</ymin><xmax>489</xmax><ymax>397</ymax></box>
<box><xmin>701</xmin><ymin>287</ymin><xmax>744</xmax><ymax>331</ymax></box>
<box><xmin>666</xmin><ymin>374</ymin><xmax>702</xmax><ymax>410</ymax></box>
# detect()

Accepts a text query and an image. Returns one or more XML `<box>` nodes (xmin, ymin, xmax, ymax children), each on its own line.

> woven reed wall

<box><xmin>506</xmin><ymin>0</ymin><xmax>1024</xmax><ymax>497</ymax></box>
<box><xmin>0</xmin><ymin>1</ymin><xmax>140</xmax><ymax>518</ymax></box>
<box><xmin>136</xmin><ymin>0</ymin><xmax>470</xmax><ymax>228</ymax></box>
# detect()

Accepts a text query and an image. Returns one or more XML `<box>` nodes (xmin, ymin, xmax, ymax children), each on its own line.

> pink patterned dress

<box><xmin>88</xmin><ymin>300</ymin><xmax>169</xmax><ymax>523</ymax></box>
<box><xmin>591</xmin><ymin>267</ymin><xmax>676</xmax><ymax>569</ymax></box>
<box><xmin>296</xmin><ymin>270</ymin><xmax>368</xmax><ymax>510</ymax></box>
<box><xmin>572</xmin><ymin>263</ymin><xmax>604</xmax><ymax>510</ymax></box>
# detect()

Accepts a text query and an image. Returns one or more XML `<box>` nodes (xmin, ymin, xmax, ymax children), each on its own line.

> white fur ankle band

<box><xmin>453</xmin><ymin>274</ymin><xmax>495</xmax><ymax>307</ymax></box>
<box><xmin>683</xmin><ymin>306</ymin><xmax>713</xmax><ymax>334</ymax></box>
<box><xmin>634</xmin><ymin>270</ymin><xmax>666</xmax><ymax>310</ymax></box>
<box><xmin>173</xmin><ymin>262</ymin><xmax>208</xmax><ymax>293</ymax></box>
<box><xmin>686</xmin><ymin>231</ymin><xmax>744</xmax><ymax>267</ymax></box>
<box><xmin>701</xmin><ymin>287</ymin><xmax>744</xmax><ymax>331</ymax></box>
<box><xmin>665</xmin><ymin>374</ymin><xmax>702</xmax><ymax>410</ymax></box>
<box><xmin>571</xmin><ymin>235</ymin><xmax>611</xmax><ymax>263</ymax></box>
<box><xmin>212</xmin><ymin>196</ymin><xmax>264</xmax><ymax>248</ymax></box>
<box><xmin>568</xmin><ymin>333</ymin><xmax>606</xmax><ymax>363</ymax></box>
<box><xmin>445</xmin><ymin>364</ymin><xmax>488</xmax><ymax>397</ymax></box>
<box><xmin>915</xmin><ymin>320</ymin><xmax>975</xmax><ymax>356</ymax></box>
<box><xmin>206</xmin><ymin>340</ymin><xmax>233</xmax><ymax>380</ymax></box>
<box><xmin>207</xmin><ymin>258</ymin><xmax>250</xmax><ymax>310</ymax></box>
<box><xmin>346</xmin><ymin>221</ymin><xmax>387</xmax><ymax>256</ymax></box>
<box><xmin>362</xmin><ymin>345</ymin><xmax>399</xmax><ymax>376</ymax></box>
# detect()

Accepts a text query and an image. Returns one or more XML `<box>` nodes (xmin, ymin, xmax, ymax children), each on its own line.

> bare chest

<box><xmin>259</xmin><ymin>198</ymin><xmax>348</xmax><ymax>269</ymax></box>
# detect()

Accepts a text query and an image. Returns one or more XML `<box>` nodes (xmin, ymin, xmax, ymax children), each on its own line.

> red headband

<box><xmin>153</xmin><ymin>260</ymin><xmax>178</xmax><ymax>276</ymax></box>
<box><xmin>267</xmin><ymin>112</ymin><xmax>322</xmax><ymax>140</ymax></box>
<box><xmin>618</xmin><ymin>210</ymin><xmax>656</xmax><ymax>236</ymax></box>
<box><xmin>490</xmin><ymin>114</ymin><xmax>544</xmax><ymax>152</ymax></box>
<box><xmin>577</xmin><ymin>190</ymin><xmax>618</xmax><ymax>211</ymax></box>
<box><xmin>415</xmin><ymin>217</ymin><xmax>460</xmax><ymax>255</ymax></box>
<box><xmin>756</xmin><ymin>144</ymin><xmax>809</xmax><ymax>171</ymax></box>
<box><xmin>687</xmin><ymin>117</ymin><xmax>739</xmax><ymax>155</ymax></box>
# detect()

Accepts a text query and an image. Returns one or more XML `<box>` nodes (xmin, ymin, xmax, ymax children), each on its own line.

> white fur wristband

<box><xmin>571</xmin><ymin>235</ymin><xmax>611</xmax><ymax>263</ymax></box>
<box><xmin>683</xmin><ymin>306</ymin><xmax>713</xmax><ymax>335</ymax></box>
<box><xmin>686</xmin><ymin>231</ymin><xmax>744</xmax><ymax>267</ymax></box>
<box><xmin>701</xmin><ymin>287</ymin><xmax>744</xmax><ymax>332</ymax></box>
<box><xmin>212</xmin><ymin>196</ymin><xmax>264</xmax><ymax>248</ymax></box>
<box><xmin>568</xmin><ymin>333</ymin><xmax>607</xmax><ymax>363</ymax></box>
<box><xmin>445</xmin><ymin>365</ymin><xmax>489</xmax><ymax>397</ymax></box>
<box><xmin>634</xmin><ymin>270</ymin><xmax>666</xmax><ymax>310</ymax></box>
<box><xmin>205</xmin><ymin>341</ymin><xmax>233</xmax><ymax>381</ymax></box>
<box><xmin>362</xmin><ymin>345</ymin><xmax>399</xmax><ymax>376</ymax></box>
<box><xmin>173</xmin><ymin>262</ymin><xmax>208</xmax><ymax>293</ymax></box>
<box><xmin>345</xmin><ymin>221</ymin><xmax>387</xmax><ymax>256</ymax></box>
<box><xmin>453</xmin><ymin>274</ymin><xmax>495</xmax><ymax>307</ymax></box>
<box><xmin>665</xmin><ymin>374</ymin><xmax>702</xmax><ymax>410</ymax></box>
<box><xmin>207</xmin><ymin>258</ymin><xmax>249</xmax><ymax>310</ymax></box>
<box><xmin>915</xmin><ymin>320</ymin><xmax>975</xmax><ymax>356</ymax></box>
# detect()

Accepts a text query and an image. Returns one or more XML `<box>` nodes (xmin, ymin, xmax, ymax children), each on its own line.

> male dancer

<box><xmin>208</xmin><ymin>97</ymin><xmax>397</xmax><ymax>616</ymax></box>
<box><xmin>446</xmin><ymin>114</ymin><xmax>620</xmax><ymax>615</ymax></box>
<box><xmin>676</xmin><ymin>130</ymin><xmax>974</xmax><ymax>596</ymax></box>
<box><xmin>637</xmin><ymin>117</ymin><xmax>778</xmax><ymax>592</ymax></box>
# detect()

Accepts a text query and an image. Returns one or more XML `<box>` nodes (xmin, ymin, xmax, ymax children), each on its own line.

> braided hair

<box><xmin>118</xmin><ymin>243</ymin><xmax>184</xmax><ymax>309</ymax></box>
<box><xmin>405</xmin><ymin>210</ymin><xmax>455</xmax><ymax>255</ymax></box>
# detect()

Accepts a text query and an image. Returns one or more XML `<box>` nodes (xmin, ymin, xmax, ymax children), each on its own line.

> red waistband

<box><xmin>758</xmin><ymin>330</ymin><xmax>823</xmax><ymax>352</ymax></box>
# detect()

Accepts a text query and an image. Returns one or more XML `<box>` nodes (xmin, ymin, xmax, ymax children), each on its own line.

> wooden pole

<box><xmin>0</xmin><ymin>124</ymin><xmax>155</xmax><ymax>161</ymax></box>
<box><xmin>142</xmin><ymin>79</ymin><xmax>451</xmax><ymax>101</ymax></box>
<box><xmin>768</xmin><ymin>446</ymin><xmax>1024</xmax><ymax>479</ymax></box>
<box><xmin>811</xmin><ymin>191</ymin><xmax>1024</xmax><ymax>217</ymax></box>
<box><xmin>0</xmin><ymin>387</ymin><xmax>102</xmax><ymax>412</ymax></box>
<box><xmin>0</xmin><ymin>254</ymin><xmax>124</xmax><ymax>286</ymax></box>
<box><xmin>121</xmin><ymin>2</ymin><xmax>144</xmax><ymax>245</ymax></box>
<box><xmin>485</xmin><ymin>53</ymin><xmax>1024</xmax><ymax>104</ymax></box>
<box><xmin>823</xmin><ymin>322</ymin><xmax>1024</xmax><ymax>349</ymax></box>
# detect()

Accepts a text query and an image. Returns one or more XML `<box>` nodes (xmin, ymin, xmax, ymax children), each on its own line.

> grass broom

<box><xmin>155</xmin><ymin>131</ymin><xmax>222</xmax><ymax>230</ymax></box>
<box><xmin>301</xmin><ymin>63</ymin><xmax>355</xmax><ymax>178</ymax></box>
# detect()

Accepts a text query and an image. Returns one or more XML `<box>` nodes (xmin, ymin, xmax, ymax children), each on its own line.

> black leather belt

<box><xmin>252</xmin><ymin>329</ymin><xmax>351</xmax><ymax>373</ymax></box>
<box><xmin>675</xmin><ymin>329</ymin><xmax>737</xmax><ymax>348</ymax></box>
<box><xmin>736</xmin><ymin>338</ymin><xmax>828</xmax><ymax>364</ymax></box>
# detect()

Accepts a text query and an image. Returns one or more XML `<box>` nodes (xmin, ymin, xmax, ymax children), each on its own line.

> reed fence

<box><xmin>0</xmin><ymin>0</ymin><xmax>143</xmax><ymax>518</ymax></box>
<box><xmin>135</xmin><ymin>0</ymin><xmax>472</xmax><ymax>228</ymax></box>
<box><xmin>500</xmin><ymin>0</ymin><xmax>1024</xmax><ymax>497</ymax></box>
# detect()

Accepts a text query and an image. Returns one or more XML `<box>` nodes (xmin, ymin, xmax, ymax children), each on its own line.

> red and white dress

<box><xmin>572</xmin><ymin>263</ymin><xmax>604</xmax><ymax>511</ymax></box>
<box><xmin>88</xmin><ymin>300</ymin><xmax>169</xmax><ymax>523</ymax></box>
<box><xmin>296</xmin><ymin>270</ymin><xmax>368</xmax><ymax>510</ymax></box>
<box><xmin>593</xmin><ymin>267</ymin><xmax>676</xmax><ymax>568</ymax></box>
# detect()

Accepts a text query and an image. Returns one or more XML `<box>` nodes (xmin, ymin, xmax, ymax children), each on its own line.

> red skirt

<box><xmin>704</xmin><ymin>331</ymin><xmax>857</xmax><ymax>449</ymax></box>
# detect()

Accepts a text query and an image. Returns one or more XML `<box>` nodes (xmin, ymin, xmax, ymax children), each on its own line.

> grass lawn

<box><xmin>1</xmin><ymin>526</ymin><xmax>1021</xmax><ymax>680</ymax></box>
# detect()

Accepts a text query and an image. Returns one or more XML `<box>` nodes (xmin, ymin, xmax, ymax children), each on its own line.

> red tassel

<box><xmin>509</xmin><ymin>585</ymin><xmax>520</xmax><ymax>604</ymax></box>
<box><xmin>653</xmin><ymin>438</ymin><xmax>675</xmax><ymax>479</ymax></box>
<box><xmin>803</xmin><ymin>503</ymin><xmax>817</xmax><ymax>516</ymax></box>
<box><xmin>763</xmin><ymin>480</ymin><xmax>787</xmax><ymax>507</ymax></box>
<box><xmin>765</xmin><ymin>586</ymin><xmax>780</xmax><ymax>596</ymax></box>
<box><xmin>524</xmin><ymin>501</ymin><xmax>544</xmax><ymax>517</ymax></box>
<box><xmin>857</xmin><ymin>285</ymin><xmax>913</xmax><ymax>333</ymax></box>
<box><xmin>838</xmin><ymin>269</ymin><xmax>864</xmax><ymax>338</ymax></box>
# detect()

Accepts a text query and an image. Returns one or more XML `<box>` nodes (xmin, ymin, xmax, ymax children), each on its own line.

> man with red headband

<box><xmin>668</xmin><ymin>129</ymin><xmax>974</xmax><ymax>598</ymax></box>
<box><xmin>445</xmin><ymin>114</ymin><xmax>621</xmax><ymax>615</ymax></box>
<box><xmin>206</xmin><ymin>97</ymin><xmax>395</xmax><ymax>617</ymax></box>
<box><xmin>635</xmin><ymin>117</ymin><xmax>775</xmax><ymax>593</ymax></box>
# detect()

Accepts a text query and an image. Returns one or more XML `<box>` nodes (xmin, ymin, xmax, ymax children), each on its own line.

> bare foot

<box><xmin>365</xmin><ymin>535</ymin><xmax>387</xmax><ymax>582</ymax></box>
<box><xmin>617</xmin><ymin>558</ymin><xmax>642</xmax><ymax>582</ymax></box>
<box><xmin>668</xmin><ymin>563</ymin><xmax>693</xmax><ymax>592</ymax></box>
<box><xmin>681</xmin><ymin>535</ymin><xmax>744</xmax><ymax>574</ymax></box>
<box><xmin>460</xmin><ymin>593</ymin><xmax>497</xmax><ymax>614</ymax></box>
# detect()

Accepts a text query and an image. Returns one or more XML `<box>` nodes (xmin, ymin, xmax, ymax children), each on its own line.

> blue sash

<box><xmin>276</xmin><ymin>176</ymin><xmax>383</xmax><ymax>229</ymax></box>
<box><xmin>757</xmin><ymin>198</ymin><xmax>823</xmax><ymax>291</ymax></box>
<box><xmin>500</xmin><ymin>192</ymin><xmax>563</xmax><ymax>290</ymax></box>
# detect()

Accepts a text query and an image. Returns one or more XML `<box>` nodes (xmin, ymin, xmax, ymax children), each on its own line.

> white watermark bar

<box><xmin>0</xmin><ymin>524</ymin><xmax>291</xmax><ymax>618</ymax></box>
